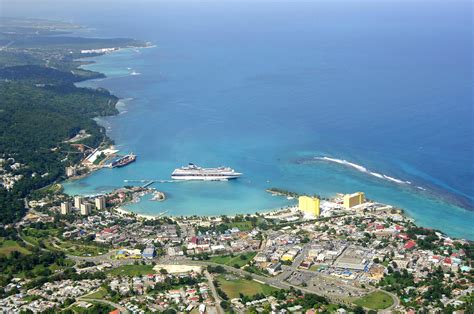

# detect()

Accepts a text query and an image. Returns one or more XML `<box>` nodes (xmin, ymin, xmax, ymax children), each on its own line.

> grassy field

<box><xmin>40</xmin><ymin>183</ymin><xmax>63</xmax><ymax>194</ymax></box>
<box><xmin>48</xmin><ymin>239</ymin><xmax>108</xmax><ymax>257</ymax></box>
<box><xmin>216</xmin><ymin>275</ymin><xmax>278</xmax><ymax>299</ymax></box>
<box><xmin>227</xmin><ymin>221</ymin><xmax>254</xmax><ymax>231</ymax></box>
<box><xmin>107</xmin><ymin>264</ymin><xmax>155</xmax><ymax>276</ymax></box>
<box><xmin>0</xmin><ymin>239</ymin><xmax>31</xmax><ymax>256</ymax></box>
<box><xmin>354</xmin><ymin>291</ymin><xmax>394</xmax><ymax>309</ymax></box>
<box><xmin>21</xmin><ymin>234</ymin><xmax>40</xmax><ymax>246</ymax></box>
<box><xmin>83</xmin><ymin>287</ymin><xmax>109</xmax><ymax>299</ymax></box>
<box><xmin>21</xmin><ymin>227</ymin><xmax>60</xmax><ymax>243</ymax></box>
<box><xmin>21</xmin><ymin>228</ymin><xmax>108</xmax><ymax>257</ymax></box>
<box><xmin>209</xmin><ymin>252</ymin><xmax>256</xmax><ymax>268</ymax></box>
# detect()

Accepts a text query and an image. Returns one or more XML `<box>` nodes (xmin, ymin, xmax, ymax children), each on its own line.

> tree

<box><xmin>220</xmin><ymin>300</ymin><xmax>230</xmax><ymax>310</ymax></box>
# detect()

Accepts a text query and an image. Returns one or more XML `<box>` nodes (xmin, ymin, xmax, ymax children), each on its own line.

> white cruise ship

<box><xmin>171</xmin><ymin>163</ymin><xmax>242</xmax><ymax>181</ymax></box>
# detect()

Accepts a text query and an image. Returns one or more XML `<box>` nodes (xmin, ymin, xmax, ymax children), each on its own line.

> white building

<box><xmin>74</xmin><ymin>196</ymin><xmax>83</xmax><ymax>209</ymax></box>
<box><xmin>199</xmin><ymin>304</ymin><xmax>206</xmax><ymax>314</ymax></box>
<box><xmin>60</xmin><ymin>202</ymin><xmax>72</xmax><ymax>215</ymax></box>
<box><xmin>65</xmin><ymin>166</ymin><xmax>76</xmax><ymax>177</ymax></box>
<box><xmin>95</xmin><ymin>196</ymin><xmax>106</xmax><ymax>210</ymax></box>
<box><xmin>80</xmin><ymin>203</ymin><xmax>91</xmax><ymax>216</ymax></box>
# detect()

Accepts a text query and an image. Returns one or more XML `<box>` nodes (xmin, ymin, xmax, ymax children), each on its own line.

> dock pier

<box><xmin>142</xmin><ymin>181</ymin><xmax>155</xmax><ymax>188</ymax></box>
<box><xmin>124</xmin><ymin>179</ymin><xmax>177</xmax><ymax>188</ymax></box>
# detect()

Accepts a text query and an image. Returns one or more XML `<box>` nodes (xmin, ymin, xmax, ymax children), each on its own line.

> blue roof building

<box><xmin>142</xmin><ymin>246</ymin><xmax>156</xmax><ymax>259</ymax></box>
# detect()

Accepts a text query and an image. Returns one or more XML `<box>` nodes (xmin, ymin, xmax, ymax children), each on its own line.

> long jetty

<box><xmin>142</xmin><ymin>181</ymin><xmax>155</xmax><ymax>188</ymax></box>
<box><xmin>123</xmin><ymin>179</ymin><xmax>177</xmax><ymax>187</ymax></box>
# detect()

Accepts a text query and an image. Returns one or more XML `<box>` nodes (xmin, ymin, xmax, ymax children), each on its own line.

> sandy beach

<box><xmin>114</xmin><ymin>206</ymin><xmax>159</xmax><ymax>220</ymax></box>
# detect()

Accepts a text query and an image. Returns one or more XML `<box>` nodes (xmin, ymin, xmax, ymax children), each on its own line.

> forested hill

<box><xmin>0</xmin><ymin>82</ymin><xmax>118</xmax><ymax>159</ymax></box>
<box><xmin>0</xmin><ymin>18</ymin><xmax>146</xmax><ymax>224</ymax></box>
<box><xmin>0</xmin><ymin>65</ymin><xmax>102</xmax><ymax>85</ymax></box>
<box><xmin>0</xmin><ymin>82</ymin><xmax>118</xmax><ymax>223</ymax></box>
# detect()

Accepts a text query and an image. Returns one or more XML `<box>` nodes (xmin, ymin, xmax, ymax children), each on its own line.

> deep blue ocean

<box><xmin>4</xmin><ymin>0</ymin><xmax>473</xmax><ymax>239</ymax></box>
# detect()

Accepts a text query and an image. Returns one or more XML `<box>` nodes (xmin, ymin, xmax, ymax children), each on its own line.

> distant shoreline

<box><xmin>62</xmin><ymin>44</ymin><xmax>152</xmax><ymax>186</ymax></box>
<box><xmin>62</xmin><ymin>26</ymin><xmax>473</xmax><ymax>241</ymax></box>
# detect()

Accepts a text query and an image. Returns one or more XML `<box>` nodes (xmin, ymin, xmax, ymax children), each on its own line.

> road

<box><xmin>78</xmin><ymin>295</ymin><xmax>129</xmax><ymax>314</ymax></box>
<box><xmin>377</xmin><ymin>288</ymin><xmax>400</xmax><ymax>312</ymax></box>
<box><xmin>204</xmin><ymin>270</ymin><xmax>224</xmax><ymax>314</ymax></box>
<box><xmin>18</xmin><ymin>232</ymin><xmax>399</xmax><ymax>311</ymax></box>
<box><xmin>165</xmin><ymin>259</ymin><xmax>400</xmax><ymax>309</ymax></box>
<box><xmin>169</xmin><ymin>260</ymin><xmax>351</xmax><ymax>303</ymax></box>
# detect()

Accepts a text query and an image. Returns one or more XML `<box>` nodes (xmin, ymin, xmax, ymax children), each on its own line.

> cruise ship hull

<box><xmin>171</xmin><ymin>175</ymin><xmax>241</xmax><ymax>181</ymax></box>
<box><xmin>171</xmin><ymin>163</ymin><xmax>242</xmax><ymax>181</ymax></box>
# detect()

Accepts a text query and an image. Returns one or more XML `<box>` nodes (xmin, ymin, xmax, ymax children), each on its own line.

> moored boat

<box><xmin>111</xmin><ymin>153</ymin><xmax>136</xmax><ymax>168</ymax></box>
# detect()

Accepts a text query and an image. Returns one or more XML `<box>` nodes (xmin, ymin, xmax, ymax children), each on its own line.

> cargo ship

<box><xmin>111</xmin><ymin>153</ymin><xmax>136</xmax><ymax>168</ymax></box>
<box><xmin>171</xmin><ymin>163</ymin><xmax>242</xmax><ymax>181</ymax></box>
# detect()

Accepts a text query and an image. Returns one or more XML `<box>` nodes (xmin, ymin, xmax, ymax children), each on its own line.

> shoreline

<box><xmin>112</xmin><ymin>202</ymin><xmax>298</xmax><ymax>221</ymax></box>
<box><xmin>62</xmin><ymin>32</ymin><xmax>473</xmax><ymax>241</ymax></box>
<box><xmin>63</xmin><ymin>45</ymin><xmax>152</xmax><ymax>185</ymax></box>
<box><xmin>114</xmin><ymin>206</ymin><xmax>158</xmax><ymax>220</ymax></box>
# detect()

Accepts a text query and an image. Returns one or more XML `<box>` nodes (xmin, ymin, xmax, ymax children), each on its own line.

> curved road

<box><xmin>376</xmin><ymin>288</ymin><xmax>400</xmax><ymax>312</ymax></box>
<box><xmin>79</xmin><ymin>296</ymin><xmax>129</xmax><ymax>314</ymax></box>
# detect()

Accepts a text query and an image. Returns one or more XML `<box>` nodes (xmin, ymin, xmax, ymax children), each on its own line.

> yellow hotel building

<box><xmin>343</xmin><ymin>192</ymin><xmax>365</xmax><ymax>208</ymax></box>
<box><xmin>298</xmin><ymin>196</ymin><xmax>320</xmax><ymax>217</ymax></box>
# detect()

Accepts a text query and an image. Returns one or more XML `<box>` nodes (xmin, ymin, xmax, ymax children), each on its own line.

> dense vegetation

<box><xmin>0</xmin><ymin>65</ymin><xmax>103</xmax><ymax>84</ymax></box>
<box><xmin>0</xmin><ymin>19</ymin><xmax>145</xmax><ymax>225</ymax></box>
<box><xmin>0</xmin><ymin>81</ymin><xmax>118</xmax><ymax>223</ymax></box>
<box><xmin>0</xmin><ymin>51</ymin><xmax>42</xmax><ymax>68</ymax></box>
<box><xmin>9</xmin><ymin>36</ymin><xmax>144</xmax><ymax>50</ymax></box>
<box><xmin>0</xmin><ymin>248</ymin><xmax>67</xmax><ymax>295</ymax></box>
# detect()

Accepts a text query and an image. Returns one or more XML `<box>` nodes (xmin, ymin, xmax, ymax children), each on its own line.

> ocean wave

<box><xmin>315</xmin><ymin>156</ymin><xmax>412</xmax><ymax>185</ymax></box>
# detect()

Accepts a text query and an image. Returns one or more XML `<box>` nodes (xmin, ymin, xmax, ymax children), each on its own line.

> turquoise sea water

<box><xmin>6</xmin><ymin>0</ymin><xmax>472</xmax><ymax>238</ymax></box>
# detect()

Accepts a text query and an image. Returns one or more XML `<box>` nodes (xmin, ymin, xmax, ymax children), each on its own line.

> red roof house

<box><xmin>404</xmin><ymin>240</ymin><xmax>417</xmax><ymax>250</ymax></box>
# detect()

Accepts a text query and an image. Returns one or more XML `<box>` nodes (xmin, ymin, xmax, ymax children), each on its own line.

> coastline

<box><xmin>63</xmin><ymin>45</ymin><xmax>152</xmax><ymax>185</ymax></box>
<box><xmin>114</xmin><ymin>206</ymin><xmax>158</xmax><ymax>220</ymax></box>
<box><xmin>62</xmin><ymin>32</ymin><xmax>474</xmax><ymax>241</ymax></box>
<box><xmin>112</xmin><ymin>202</ymin><xmax>297</xmax><ymax>222</ymax></box>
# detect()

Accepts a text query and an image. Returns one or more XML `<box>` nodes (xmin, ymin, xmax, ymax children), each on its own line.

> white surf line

<box><xmin>315</xmin><ymin>156</ymin><xmax>413</xmax><ymax>186</ymax></box>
